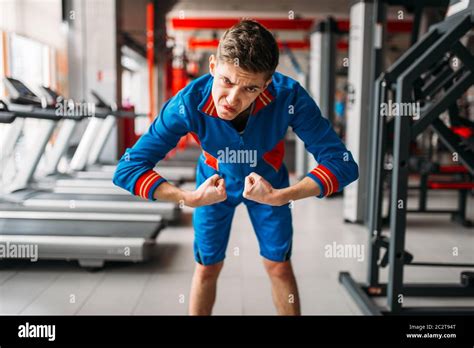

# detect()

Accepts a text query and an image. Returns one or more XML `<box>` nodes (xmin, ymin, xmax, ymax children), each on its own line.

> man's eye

<box><xmin>246</xmin><ymin>87</ymin><xmax>257</xmax><ymax>93</ymax></box>
<box><xmin>223</xmin><ymin>78</ymin><xmax>232</xmax><ymax>85</ymax></box>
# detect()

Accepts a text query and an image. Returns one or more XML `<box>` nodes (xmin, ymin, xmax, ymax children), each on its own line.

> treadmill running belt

<box><xmin>0</xmin><ymin>219</ymin><xmax>161</xmax><ymax>239</ymax></box>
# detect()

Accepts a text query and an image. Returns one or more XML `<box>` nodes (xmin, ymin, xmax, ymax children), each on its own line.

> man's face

<box><xmin>209</xmin><ymin>55</ymin><xmax>271</xmax><ymax>121</ymax></box>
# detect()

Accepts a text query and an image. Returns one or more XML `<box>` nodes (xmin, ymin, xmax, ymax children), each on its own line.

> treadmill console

<box><xmin>3</xmin><ymin>77</ymin><xmax>42</xmax><ymax>106</ymax></box>
<box><xmin>90</xmin><ymin>90</ymin><xmax>110</xmax><ymax>108</ymax></box>
<box><xmin>39</xmin><ymin>85</ymin><xmax>62</xmax><ymax>105</ymax></box>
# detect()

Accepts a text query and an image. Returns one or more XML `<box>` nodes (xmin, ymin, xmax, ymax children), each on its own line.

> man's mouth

<box><xmin>222</xmin><ymin>104</ymin><xmax>236</xmax><ymax>113</ymax></box>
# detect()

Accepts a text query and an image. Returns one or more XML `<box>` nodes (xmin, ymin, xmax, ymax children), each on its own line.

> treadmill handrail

<box><xmin>0</xmin><ymin>111</ymin><xmax>16</xmax><ymax>123</ymax></box>
<box><xmin>6</xmin><ymin>103</ymin><xmax>98</xmax><ymax>121</ymax></box>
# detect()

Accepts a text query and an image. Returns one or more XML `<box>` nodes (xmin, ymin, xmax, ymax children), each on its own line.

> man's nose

<box><xmin>226</xmin><ymin>87</ymin><xmax>240</xmax><ymax>106</ymax></box>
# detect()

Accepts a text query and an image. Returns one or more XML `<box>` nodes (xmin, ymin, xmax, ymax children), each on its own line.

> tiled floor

<box><xmin>0</xmin><ymin>187</ymin><xmax>473</xmax><ymax>315</ymax></box>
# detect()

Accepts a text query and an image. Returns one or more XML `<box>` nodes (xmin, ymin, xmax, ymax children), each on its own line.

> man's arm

<box><xmin>152</xmin><ymin>182</ymin><xmax>188</xmax><ymax>204</ymax></box>
<box><xmin>153</xmin><ymin>175</ymin><xmax>227</xmax><ymax>208</ymax></box>
<box><xmin>113</xmin><ymin>96</ymin><xmax>186</xmax><ymax>199</ymax></box>
<box><xmin>274</xmin><ymin>176</ymin><xmax>321</xmax><ymax>203</ymax></box>
<box><xmin>244</xmin><ymin>83</ymin><xmax>358</xmax><ymax>205</ymax></box>
<box><xmin>113</xmin><ymin>94</ymin><xmax>227</xmax><ymax>207</ymax></box>
<box><xmin>243</xmin><ymin>172</ymin><xmax>320</xmax><ymax>206</ymax></box>
<box><xmin>288</xmin><ymin>85</ymin><xmax>359</xmax><ymax>199</ymax></box>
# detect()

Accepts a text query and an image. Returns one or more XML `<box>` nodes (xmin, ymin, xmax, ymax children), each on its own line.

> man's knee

<box><xmin>194</xmin><ymin>261</ymin><xmax>224</xmax><ymax>281</ymax></box>
<box><xmin>263</xmin><ymin>259</ymin><xmax>294</xmax><ymax>280</ymax></box>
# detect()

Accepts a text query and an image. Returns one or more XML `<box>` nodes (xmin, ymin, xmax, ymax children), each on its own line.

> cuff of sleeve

<box><xmin>306</xmin><ymin>172</ymin><xmax>325</xmax><ymax>198</ymax></box>
<box><xmin>307</xmin><ymin>164</ymin><xmax>339</xmax><ymax>198</ymax></box>
<box><xmin>134</xmin><ymin>170</ymin><xmax>167</xmax><ymax>201</ymax></box>
<box><xmin>147</xmin><ymin>177</ymin><xmax>167</xmax><ymax>201</ymax></box>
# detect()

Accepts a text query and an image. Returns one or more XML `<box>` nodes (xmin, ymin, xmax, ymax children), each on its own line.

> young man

<box><xmin>113</xmin><ymin>20</ymin><xmax>359</xmax><ymax>315</ymax></box>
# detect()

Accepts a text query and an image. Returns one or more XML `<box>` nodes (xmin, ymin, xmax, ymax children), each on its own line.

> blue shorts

<box><xmin>192</xmin><ymin>159</ymin><xmax>293</xmax><ymax>266</ymax></box>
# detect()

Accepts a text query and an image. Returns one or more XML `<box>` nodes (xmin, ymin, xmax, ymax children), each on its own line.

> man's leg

<box><xmin>190</xmin><ymin>162</ymin><xmax>240</xmax><ymax>315</ymax></box>
<box><xmin>263</xmin><ymin>258</ymin><xmax>301</xmax><ymax>315</ymax></box>
<box><xmin>189</xmin><ymin>261</ymin><xmax>224</xmax><ymax>315</ymax></box>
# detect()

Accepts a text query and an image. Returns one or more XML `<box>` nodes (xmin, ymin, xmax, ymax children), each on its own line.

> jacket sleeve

<box><xmin>112</xmin><ymin>94</ymin><xmax>192</xmax><ymax>200</ymax></box>
<box><xmin>289</xmin><ymin>84</ymin><xmax>359</xmax><ymax>198</ymax></box>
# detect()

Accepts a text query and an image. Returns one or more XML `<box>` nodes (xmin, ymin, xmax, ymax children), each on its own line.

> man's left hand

<box><xmin>243</xmin><ymin>172</ymin><xmax>283</xmax><ymax>205</ymax></box>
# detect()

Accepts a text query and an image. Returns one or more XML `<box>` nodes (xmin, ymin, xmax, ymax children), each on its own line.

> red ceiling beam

<box><xmin>188</xmin><ymin>38</ymin><xmax>310</xmax><ymax>50</ymax></box>
<box><xmin>336</xmin><ymin>19</ymin><xmax>413</xmax><ymax>33</ymax></box>
<box><xmin>173</xmin><ymin>17</ymin><xmax>413</xmax><ymax>33</ymax></box>
<box><xmin>188</xmin><ymin>38</ymin><xmax>351</xmax><ymax>51</ymax></box>
<box><xmin>188</xmin><ymin>38</ymin><xmax>219</xmax><ymax>49</ymax></box>
<box><xmin>172</xmin><ymin>18</ymin><xmax>314</xmax><ymax>30</ymax></box>
<box><xmin>188</xmin><ymin>38</ymin><xmax>353</xmax><ymax>51</ymax></box>
<box><xmin>279</xmin><ymin>41</ymin><xmax>310</xmax><ymax>49</ymax></box>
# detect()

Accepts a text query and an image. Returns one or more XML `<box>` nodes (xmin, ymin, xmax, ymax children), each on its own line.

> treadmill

<box><xmin>42</xmin><ymin>87</ymin><xmax>197</xmax><ymax>185</ymax></box>
<box><xmin>0</xmin><ymin>96</ymin><xmax>164</xmax><ymax>269</ymax></box>
<box><xmin>1</xmin><ymin>78</ymin><xmax>179</xmax><ymax>220</ymax></box>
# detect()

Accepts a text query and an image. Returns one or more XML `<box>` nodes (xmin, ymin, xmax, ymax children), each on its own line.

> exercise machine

<box><xmin>340</xmin><ymin>0</ymin><xmax>474</xmax><ymax>315</ymax></box>
<box><xmin>38</xmin><ymin>86</ymin><xmax>196</xmax><ymax>188</ymax></box>
<box><xmin>0</xmin><ymin>98</ymin><xmax>165</xmax><ymax>269</ymax></box>
<box><xmin>1</xmin><ymin>77</ymin><xmax>179</xmax><ymax>219</ymax></box>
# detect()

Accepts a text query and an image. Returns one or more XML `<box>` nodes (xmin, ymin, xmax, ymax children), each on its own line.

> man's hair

<box><xmin>217</xmin><ymin>19</ymin><xmax>279</xmax><ymax>79</ymax></box>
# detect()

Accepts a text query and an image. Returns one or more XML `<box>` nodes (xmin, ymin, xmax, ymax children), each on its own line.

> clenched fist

<box><xmin>186</xmin><ymin>174</ymin><xmax>227</xmax><ymax>207</ymax></box>
<box><xmin>243</xmin><ymin>172</ymin><xmax>282</xmax><ymax>205</ymax></box>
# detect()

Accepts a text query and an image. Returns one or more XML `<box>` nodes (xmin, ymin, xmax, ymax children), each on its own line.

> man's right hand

<box><xmin>184</xmin><ymin>174</ymin><xmax>227</xmax><ymax>207</ymax></box>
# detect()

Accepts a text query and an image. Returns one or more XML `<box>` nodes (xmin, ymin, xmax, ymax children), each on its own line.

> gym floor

<box><xmin>1</xmin><ymin>180</ymin><xmax>472</xmax><ymax>315</ymax></box>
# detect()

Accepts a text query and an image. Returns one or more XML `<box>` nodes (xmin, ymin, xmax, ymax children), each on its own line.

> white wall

<box><xmin>67</xmin><ymin>0</ymin><xmax>118</xmax><ymax>162</ymax></box>
<box><xmin>0</xmin><ymin>0</ymin><xmax>64</xmax><ymax>49</ymax></box>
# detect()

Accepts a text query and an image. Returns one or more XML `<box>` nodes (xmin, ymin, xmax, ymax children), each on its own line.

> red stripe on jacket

<box><xmin>134</xmin><ymin>170</ymin><xmax>162</xmax><ymax>199</ymax></box>
<box><xmin>310</xmin><ymin>164</ymin><xmax>339</xmax><ymax>196</ymax></box>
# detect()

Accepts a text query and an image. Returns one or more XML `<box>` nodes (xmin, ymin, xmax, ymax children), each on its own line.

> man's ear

<box><xmin>209</xmin><ymin>55</ymin><xmax>217</xmax><ymax>76</ymax></box>
<box><xmin>263</xmin><ymin>75</ymin><xmax>273</xmax><ymax>90</ymax></box>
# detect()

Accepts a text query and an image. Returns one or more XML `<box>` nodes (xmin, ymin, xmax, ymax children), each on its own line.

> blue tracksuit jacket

<box><xmin>113</xmin><ymin>72</ymin><xmax>358</xmax><ymax>202</ymax></box>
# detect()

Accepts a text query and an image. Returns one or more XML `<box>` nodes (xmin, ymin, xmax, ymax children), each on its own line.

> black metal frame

<box><xmin>317</xmin><ymin>17</ymin><xmax>338</xmax><ymax>125</ymax></box>
<box><xmin>340</xmin><ymin>1</ymin><xmax>474</xmax><ymax>315</ymax></box>
<box><xmin>397</xmin><ymin>44</ymin><xmax>473</xmax><ymax>225</ymax></box>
